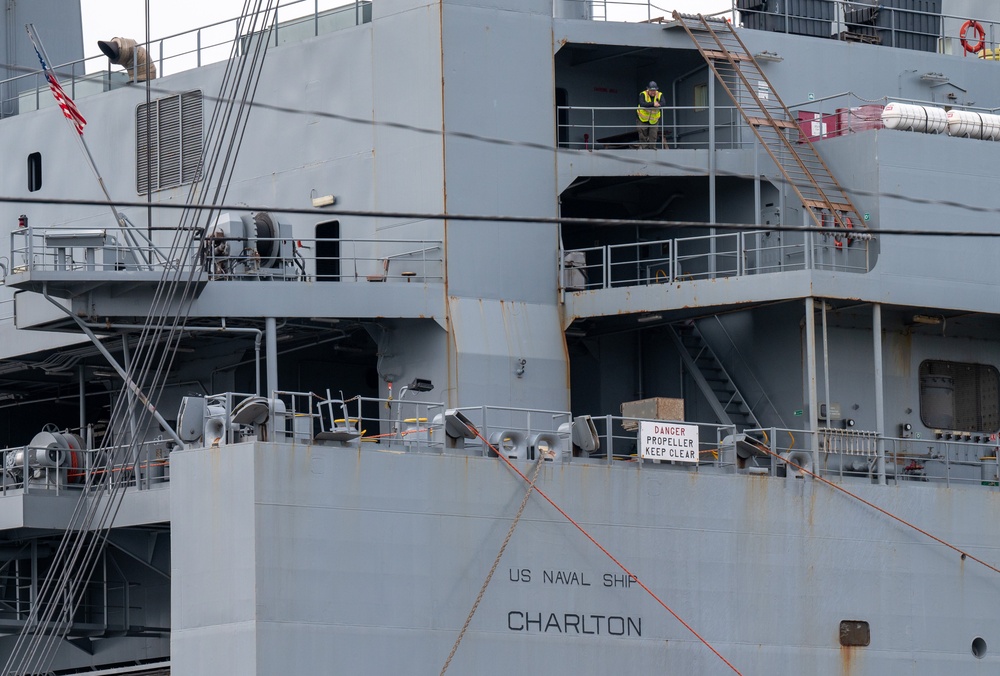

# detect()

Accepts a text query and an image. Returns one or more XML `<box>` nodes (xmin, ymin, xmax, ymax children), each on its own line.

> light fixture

<box><xmin>912</xmin><ymin>314</ymin><xmax>942</xmax><ymax>325</ymax></box>
<box><xmin>392</xmin><ymin>378</ymin><xmax>435</xmax><ymax>438</ymax></box>
<box><xmin>754</xmin><ymin>51</ymin><xmax>783</xmax><ymax>63</ymax></box>
<box><xmin>407</xmin><ymin>378</ymin><xmax>434</xmax><ymax>392</ymax></box>
<box><xmin>636</xmin><ymin>313</ymin><xmax>663</xmax><ymax>323</ymax></box>
<box><xmin>310</xmin><ymin>189</ymin><xmax>336</xmax><ymax>208</ymax></box>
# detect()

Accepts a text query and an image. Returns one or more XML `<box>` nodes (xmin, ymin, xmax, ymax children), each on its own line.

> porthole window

<box><xmin>972</xmin><ymin>636</ymin><xmax>987</xmax><ymax>659</ymax></box>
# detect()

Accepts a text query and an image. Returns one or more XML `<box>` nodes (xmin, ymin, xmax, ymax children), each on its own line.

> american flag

<box><xmin>26</xmin><ymin>26</ymin><xmax>86</xmax><ymax>135</ymax></box>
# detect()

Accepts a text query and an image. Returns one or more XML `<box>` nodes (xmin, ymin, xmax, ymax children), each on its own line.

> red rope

<box><xmin>772</xmin><ymin>449</ymin><xmax>1000</xmax><ymax>575</ymax></box>
<box><xmin>478</xmin><ymin>431</ymin><xmax>743</xmax><ymax>675</ymax></box>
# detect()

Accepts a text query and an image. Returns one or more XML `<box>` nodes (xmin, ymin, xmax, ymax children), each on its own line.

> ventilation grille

<box><xmin>137</xmin><ymin>90</ymin><xmax>203</xmax><ymax>194</ymax></box>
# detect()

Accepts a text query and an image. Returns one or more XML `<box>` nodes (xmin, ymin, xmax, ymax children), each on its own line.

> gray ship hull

<box><xmin>171</xmin><ymin>440</ymin><xmax>1000</xmax><ymax>674</ymax></box>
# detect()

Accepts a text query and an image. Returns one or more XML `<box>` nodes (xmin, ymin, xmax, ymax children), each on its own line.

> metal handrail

<box><xmin>562</xmin><ymin>227</ymin><xmax>870</xmax><ymax>292</ymax></box>
<box><xmin>2</xmin><ymin>407</ymin><xmax>994</xmax><ymax>491</ymax></box>
<box><xmin>557</xmin><ymin>104</ymin><xmax>747</xmax><ymax>150</ymax></box>
<box><xmin>0</xmin><ymin>0</ymin><xmax>371</xmax><ymax>119</ymax></box>
<box><xmin>9</xmin><ymin>226</ymin><xmax>445</xmax><ymax>283</ymax></box>
<box><xmin>575</xmin><ymin>0</ymin><xmax>1000</xmax><ymax>62</ymax></box>
<box><xmin>728</xmin><ymin>0</ymin><xmax>1000</xmax><ymax>55</ymax></box>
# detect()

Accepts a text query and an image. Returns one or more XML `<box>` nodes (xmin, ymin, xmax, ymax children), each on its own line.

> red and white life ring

<box><xmin>961</xmin><ymin>20</ymin><xmax>986</xmax><ymax>54</ymax></box>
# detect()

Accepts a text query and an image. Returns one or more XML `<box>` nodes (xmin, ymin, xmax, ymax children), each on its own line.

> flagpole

<box><xmin>25</xmin><ymin>23</ymin><xmax>156</xmax><ymax>269</ymax></box>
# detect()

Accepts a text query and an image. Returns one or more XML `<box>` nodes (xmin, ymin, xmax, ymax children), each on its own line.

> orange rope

<box><xmin>68</xmin><ymin>460</ymin><xmax>169</xmax><ymax>479</ymax></box>
<box><xmin>478</xmin><ymin>430</ymin><xmax>743</xmax><ymax>676</ymax></box>
<box><xmin>770</xmin><ymin>448</ymin><xmax>1000</xmax><ymax>575</ymax></box>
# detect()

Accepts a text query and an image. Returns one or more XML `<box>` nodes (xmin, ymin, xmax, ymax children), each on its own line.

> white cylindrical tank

<box><xmin>881</xmin><ymin>102</ymin><xmax>948</xmax><ymax>134</ymax></box>
<box><xmin>946</xmin><ymin>110</ymin><xmax>1000</xmax><ymax>140</ymax></box>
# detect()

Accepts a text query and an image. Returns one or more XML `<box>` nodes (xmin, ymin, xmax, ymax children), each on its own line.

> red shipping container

<box><xmin>797</xmin><ymin>111</ymin><xmax>841</xmax><ymax>143</ymax></box>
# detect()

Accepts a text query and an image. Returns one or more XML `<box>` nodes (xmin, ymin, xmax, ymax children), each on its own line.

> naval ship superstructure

<box><xmin>0</xmin><ymin>0</ymin><xmax>999</xmax><ymax>673</ymax></box>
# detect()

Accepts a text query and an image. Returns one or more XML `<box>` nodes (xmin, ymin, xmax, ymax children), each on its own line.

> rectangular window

<box><xmin>919</xmin><ymin>360</ymin><xmax>1000</xmax><ymax>431</ymax></box>
<box><xmin>27</xmin><ymin>152</ymin><xmax>42</xmax><ymax>192</ymax></box>
<box><xmin>137</xmin><ymin>90</ymin><xmax>203</xmax><ymax>194</ymax></box>
<box><xmin>694</xmin><ymin>84</ymin><xmax>708</xmax><ymax>112</ymax></box>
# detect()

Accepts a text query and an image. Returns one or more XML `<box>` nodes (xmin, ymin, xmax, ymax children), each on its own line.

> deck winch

<box><xmin>4</xmin><ymin>430</ymin><xmax>84</xmax><ymax>486</ymax></box>
<box><xmin>206</xmin><ymin>212</ymin><xmax>301</xmax><ymax>280</ymax></box>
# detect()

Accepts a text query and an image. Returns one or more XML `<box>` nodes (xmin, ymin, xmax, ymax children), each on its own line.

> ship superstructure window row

<box><xmin>136</xmin><ymin>90</ymin><xmax>203</xmax><ymax>195</ymax></box>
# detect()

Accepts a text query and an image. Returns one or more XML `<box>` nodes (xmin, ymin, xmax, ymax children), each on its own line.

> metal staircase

<box><xmin>669</xmin><ymin>11</ymin><xmax>867</xmax><ymax>234</ymax></box>
<box><xmin>669</xmin><ymin>322</ymin><xmax>760</xmax><ymax>431</ymax></box>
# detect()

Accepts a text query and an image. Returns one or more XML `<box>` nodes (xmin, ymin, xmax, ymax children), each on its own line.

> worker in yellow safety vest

<box><xmin>636</xmin><ymin>81</ymin><xmax>662</xmax><ymax>148</ymax></box>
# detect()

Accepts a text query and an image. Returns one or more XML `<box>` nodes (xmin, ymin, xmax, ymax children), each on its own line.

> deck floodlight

<box><xmin>408</xmin><ymin>378</ymin><xmax>434</xmax><ymax>392</ymax></box>
<box><xmin>754</xmin><ymin>51</ymin><xmax>783</xmax><ymax>63</ymax></box>
<box><xmin>919</xmin><ymin>72</ymin><xmax>949</xmax><ymax>84</ymax></box>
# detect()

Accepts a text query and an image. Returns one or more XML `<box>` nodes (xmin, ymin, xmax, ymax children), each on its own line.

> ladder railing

<box><xmin>670</xmin><ymin>11</ymin><xmax>867</xmax><ymax>234</ymax></box>
<box><xmin>669</xmin><ymin>323</ymin><xmax>761</xmax><ymax>431</ymax></box>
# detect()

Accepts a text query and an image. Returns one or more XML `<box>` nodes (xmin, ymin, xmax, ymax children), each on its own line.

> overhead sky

<box><xmin>80</xmin><ymin>0</ymin><xmax>733</xmax><ymax>62</ymax></box>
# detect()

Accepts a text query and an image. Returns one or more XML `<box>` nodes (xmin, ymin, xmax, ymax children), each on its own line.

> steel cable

<box><xmin>3</xmin><ymin>2</ymin><xmax>280</xmax><ymax>672</ymax></box>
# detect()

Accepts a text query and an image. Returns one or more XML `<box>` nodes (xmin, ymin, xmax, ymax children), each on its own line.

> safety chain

<box><xmin>439</xmin><ymin>452</ymin><xmax>546</xmax><ymax>675</ymax></box>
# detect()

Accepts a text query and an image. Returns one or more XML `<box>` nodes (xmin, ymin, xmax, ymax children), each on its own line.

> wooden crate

<box><xmin>620</xmin><ymin>397</ymin><xmax>685</xmax><ymax>431</ymax></box>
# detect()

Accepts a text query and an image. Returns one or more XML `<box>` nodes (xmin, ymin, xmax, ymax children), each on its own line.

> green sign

<box><xmin>863</xmin><ymin>212</ymin><xmax>870</xmax><ymax>221</ymax></box>
<box><xmin>793</xmin><ymin>409</ymin><xmax>803</xmax><ymax>416</ymax></box>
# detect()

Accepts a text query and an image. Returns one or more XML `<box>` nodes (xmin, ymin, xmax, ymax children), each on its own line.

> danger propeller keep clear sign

<box><xmin>638</xmin><ymin>421</ymin><xmax>700</xmax><ymax>463</ymax></box>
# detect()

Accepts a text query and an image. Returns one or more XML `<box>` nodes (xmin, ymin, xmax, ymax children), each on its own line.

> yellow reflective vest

<box><xmin>637</xmin><ymin>90</ymin><xmax>662</xmax><ymax>124</ymax></box>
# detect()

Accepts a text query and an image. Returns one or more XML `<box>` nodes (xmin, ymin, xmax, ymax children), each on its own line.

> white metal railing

<box><xmin>561</xmin><ymin>93</ymin><xmax>1000</xmax><ymax>154</ymax></box>
<box><xmin>307</xmin><ymin>399</ymin><xmax>1000</xmax><ymax>489</ymax></box>
<box><xmin>7</xmin><ymin>399</ymin><xmax>995</xmax><ymax>493</ymax></box>
<box><xmin>9</xmin><ymin>225</ymin><xmax>444</xmax><ymax>284</ymax></box>
<box><xmin>578</xmin><ymin>0</ymin><xmax>1000</xmax><ymax>61</ymax></box>
<box><xmin>0</xmin><ymin>437</ymin><xmax>169</xmax><ymax>496</ymax></box>
<box><xmin>558</xmin><ymin>104</ymin><xmax>749</xmax><ymax>151</ymax></box>
<box><xmin>745</xmin><ymin>426</ymin><xmax>1000</xmax><ymax>488</ymax></box>
<box><xmin>562</xmin><ymin>228</ymin><xmax>870</xmax><ymax>292</ymax></box>
<box><xmin>0</xmin><ymin>0</ymin><xmax>371</xmax><ymax>120</ymax></box>
<box><xmin>729</xmin><ymin>0</ymin><xmax>1000</xmax><ymax>57</ymax></box>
